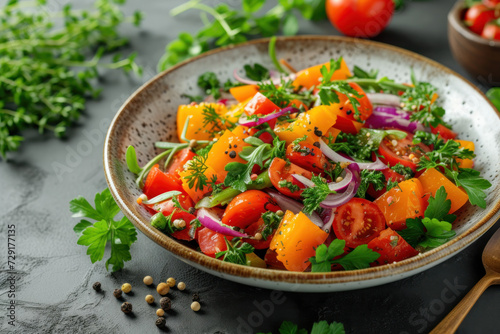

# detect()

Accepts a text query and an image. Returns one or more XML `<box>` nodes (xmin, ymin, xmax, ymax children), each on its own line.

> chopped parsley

<box><xmin>357</xmin><ymin>170</ymin><xmax>385</xmax><ymax>199</ymax></box>
<box><xmin>215</xmin><ymin>238</ymin><xmax>255</xmax><ymax>265</ymax></box>
<box><xmin>261</xmin><ymin>211</ymin><xmax>283</xmax><ymax>240</ymax></box>
<box><xmin>278</xmin><ymin>180</ymin><xmax>301</xmax><ymax>193</ymax></box>
<box><xmin>301</xmin><ymin>175</ymin><xmax>336</xmax><ymax>215</ymax></box>
<box><xmin>244</xmin><ymin>63</ymin><xmax>270</xmax><ymax>81</ymax></box>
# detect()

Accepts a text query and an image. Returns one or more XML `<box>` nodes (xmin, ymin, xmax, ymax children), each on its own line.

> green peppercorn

<box><xmin>160</xmin><ymin>297</ymin><xmax>171</xmax><ymax>311</ymax></box>
<box><xmin>121</xmin><ymin>302</ymin><xmax>132</xmax><ymax>314</ymax></box>
<box><xmin>113</xmin><ymin>289</ymin><xmax>122</xmax><ymax>299</ymax></box>
<box><xmin>92</xmin><ymin>282</ymin><xmax>101</xmax><ymax>292</ymax></box>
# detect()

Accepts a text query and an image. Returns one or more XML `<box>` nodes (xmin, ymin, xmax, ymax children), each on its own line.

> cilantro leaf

<box><xmin>70</xmin><ymin>188</ymin><xmax>137</xmax><ymax>272</ymax></box>
<box><xmin>310</xmin><ymin>239</ymin><xmax>380</xmax><ymax>272</ymax></box>
<box><xmin>301</xmin><ymin>175</ymin><xmax>336</xmax><ymax>215</ymax></box>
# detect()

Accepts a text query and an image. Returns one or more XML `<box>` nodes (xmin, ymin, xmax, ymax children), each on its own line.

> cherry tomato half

<box><xmin>143</xmin><ymin>164</ymin><xmax>184</xmax><ymax>199</ymax></box>
<box><xmin>326</xmin><ymin>0</ymin><xmax>395</xmax><ymax>38</ymax></box>
<box><xmin>197</xmin><ymin>227</ymin><xmax>231</xmax><ymax>257</ymax></box>
<box><xmin>481</xmin><ymin>20</ymin><xmax>500</xmax><ymax>41</ymax></box>
<box><xmin>245</xmin><ymin>217</ymin><xmax>275</xmax><ymax>250</ymax></box>
<box><xmin>332</xmin><ymin>198</ymin><xmax>386</xmax><ymax>248</ymax></box>
<box><xmin>464</xmin><ymin>4</ymin><xmax>496</xmax><ymax>35</ymax></box>
<box><xmin>221</xmin><ymin>190</ymin><xmax>280</xmax><ymax>229</ymax></box>
<box><xmin>268</xmin><ymin>158</ymin><xmax>312</xmax><ymax>199</ymax></box>
<box><xmin>378</xmin><ymin>131</ymin><xmax>431</xmax><ymax>173</ymax></box>
<box><xmin>430</xmin><ymin>124</ymin><xmax>457</xmax><ymax>140</ymax></box>
<box><xmin>367</xmin><ymin>228</ymin><xmax>419</xmax><ymax>266</ymax></box>
<box><xmin>286</xmin><ymin>142</ymin><xmax>332</xmax><ymax>174</ymax></box>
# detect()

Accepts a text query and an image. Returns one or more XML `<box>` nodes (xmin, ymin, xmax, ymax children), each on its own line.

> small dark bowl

<box><xmin>448</xmin><ymin>0</ymin><xmax>500</xmax><ymax>85</ymax></box>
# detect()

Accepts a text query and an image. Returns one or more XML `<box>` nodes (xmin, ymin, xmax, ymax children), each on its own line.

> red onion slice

<box><xmin>319</xmin><ymin>139</ymin><xmax>388</xmax><ymax>170</ymax></box>
<box><xmin>197</xmin><ymin>208</ymin><xmax>249</xmax><ymax>238</ymax></box>
<box><xmin>322</xmin><ymin>209</ymin><xmax>335</xmax><ymax>233</ymax></box>
<box><xmin>238</xmin><ymin>106</ymin><xmax>298</xmax><ymax>127</ymax></box>
<box><xmin>367</xmin><ymin>93</ymin><xmax>401</xmax><ymax>106</ymax></box>
<box><xmin>320</xmin><ymin>163</ymin><xmax>361</xmax><ymax>209</ymax></box>
<box><xmin>266</xmin><ymin>189</ymin><xmax>324</xmax><ymax>228</ymax></box>
<box><xmin>366</xmin><ymin>109</ymin><xmax>425</xmax><ymax>133</ymax></box>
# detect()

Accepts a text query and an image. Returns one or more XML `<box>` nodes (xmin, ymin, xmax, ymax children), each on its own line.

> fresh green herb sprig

<box><xmin>398</xmin><ymin>186</ymin><xmax>457</xmax><ymax>250</ymax></box>
<box><xmin>259</xmin><ymin>78</ymin><xmax>314</xmax><ymax>108</ymax></box>
<box><xmin>487</xmin><ymin>87</ymin><xmax>500</xmax><ymax>111</ymax></box>
<box><xmin>202</xmin><ymin>105</ymin><xmax>235</xmax><ymax>135</ymax></box>
<box><xmin>309</xmin><ymin>239</ymin><xmax>380</xmax><ymax>272</ymax></box>
<box><xmin>70</xmin><ymin>188</ymin><xmax>137</xmax><ymax>272</ymax></box>
<box><xmin>0</xmin><ymin>0</ymin><xmax>142</xmax><ymax>159</ymax></box>
<box><xmin>216</xmin><ymin>238</ymin><xmax>255</xmax><ymax>265</ymax></box>
<box><xmin>158</xmin><ymin>0</ymin><xmax>327</xmax><ymax>71</ymax></box>
<box><xmin>357</xmin><ymin>169</ymin><xmax>385</xmax><ymax>199</ymax></box>
<box><xmin>261</xmin><ymin>211</ymin><xmax>283</xmax><ymax>240</ymax></box>
<box><xmin>301</xmin><ymin>175</ymin><xmax>336</xmax><ymax>215</ymax></box>
<box><xmin>257</xmin><ymin>320</ymin><xmax>345</xmax><ymax>334</ymax></box>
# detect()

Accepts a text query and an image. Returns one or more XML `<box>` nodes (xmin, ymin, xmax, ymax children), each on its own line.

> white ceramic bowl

<box><xmin>104</xmin><ymin>36</ymin><xmax>500</xmax><ymax>292</ymax></box>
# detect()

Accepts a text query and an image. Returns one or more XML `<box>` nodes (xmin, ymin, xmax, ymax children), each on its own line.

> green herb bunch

<box><xmin>0</xmin><ymin>0</ymin><xmax>142</xmax><ymax>159</ymax></box>
<box><xmin>158</xmin><ymin>0</ymin><xmax>327</xmax><ymax>71</ymax></box>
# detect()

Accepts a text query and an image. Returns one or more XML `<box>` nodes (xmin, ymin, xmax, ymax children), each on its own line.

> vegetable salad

<box><xmin>127</xmin><ymin>41</ymin><xmax>491</xmax><ymax>272</ymax></box>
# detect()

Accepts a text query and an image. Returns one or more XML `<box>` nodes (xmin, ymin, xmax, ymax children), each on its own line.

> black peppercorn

<box><xmin>121</xmin><ymin>302</ymin><xmax>132</xmax><ymax>314</ymax></box>
<box><xmin>188</xmin><ymin>207</ymin><xmax>196</xmax><ymax>214</ymax></box>
<box><xmin>192</xmin><ymin>293</ymin><xmax>200</xmax><ymax>302</ymax></box>
<box><xmin>92</xmin><ymin>282</ymin><xmax>101</xmax><ymax>292</ymax></box>
<box><xmin>313</xmin><ymin>127</ymin><xmax>322</xmax><ymax>137</ymax></box>
<box><xmin>346</xmin><ymin>110</ymin><xmax>352</xmax><ymax>115</ymax></box>
<box><xmin>113</xmin><ymin>288</ymin><xmax>122</xmax><ymax>299</ymax></box>
<box><xmin>160</xmin><ymin>297</ymin><xmax>171</xmax><ymax>311</ymax></box>
<box><xmin>313</xmin><ymin>141</ymin><xmax>320</xmax><ymax>148</ymax></box>
<box><xmin>155</xmin><ymin>317</ymin><xmax>166</xmax><ymax>328</ymax></box>
<box><xmin>229</xmin><ymin>150</ymin><xmax>236</xmax><ymax>158</ymax></box>
<box><xmin>233</xmin><ymin>144</ymin><xmax>237</xmax><ymax>148</ymax></box>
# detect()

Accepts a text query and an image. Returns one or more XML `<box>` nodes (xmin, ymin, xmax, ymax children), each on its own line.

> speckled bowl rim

<box><xmin>104</xmin><ymin>36</ymin><xmax>500</xmax><ymax>286</ymax></box>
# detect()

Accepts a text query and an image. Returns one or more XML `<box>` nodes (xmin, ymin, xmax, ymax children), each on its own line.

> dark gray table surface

<box><xmin>1</xmin><ymin>0</ymin><xmax>499</xmax><ymax>333</ymax></box>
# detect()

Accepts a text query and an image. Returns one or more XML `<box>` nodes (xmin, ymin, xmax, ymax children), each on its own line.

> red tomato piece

<box><xmin>143</xmin><ymin>164</ymin><xmax>185</xmax><ymax>199</ymax></box>
<box><xmin>378</xmin><ymin>131</ymin><xmax>431</xmax><ymax>173</ymax></box>
<box><xmin>367</xmin><ymin>228</ymin><xmax>419</xmax><ymax>266</ymax></box>
<box><xmin>430</xmin><ymin>124</ymin><xmax>457</xmax><ymax>140</ymax></box>
<box><xmin>264</xmin><ymin>249</ymin><xmax>286</xmax><ymax>270</ymax></box>
<box><xmin>326</xmin><ymin>0</ymin><xmax>395</xmax><ymax>38</ymax></box>
<box><xmin>197</xmin><ymin>227</ymin><xmax>230</xmax><ymax>257</ymax></box>
<box><xmin>286</xmin><ymin>142</ymin><xmax>331</xmax><ymax>174</ymax></box>
<box><xmin>166</xmin><ymin>148</ymin><xmax>196</xmax><ymax>179</ymax></box>
<box><xmin>332</xmin><ymin>198</ymin><xmax>386</xmax><ymax>248</ymax></box>
<box><xmin>482</xmin><ymin>20</ymin><xmax>500</xmax><ymax>40</ymax></box>
<box><xmin>482</xmin><ymin>0</ymin><xmax>500</xmax><ymax>8</ymax></box>
<box><xmin>464</xmin><ymin>4</ymin><xmax>496</xmax><ymax>35</ymax></box>
<box><xmin>245</xmin><ymin>217</ymin><xmax>274</xmax><ymax>250</ymax></box>
<box><xmin>248</xmin><ymin>128</ymin><xmax>274</xmax><ymax>144</ymax></box>
<box><xmin>221</xmin><ymin>190</ymin><xmax>280</xmax><ymax>229</ymax></box>
<box><xmin>268</xmin><ymin>158</ymin><xmax>312</xmax><ymax>199</ymax></box>
<box><xmin>244</xmin><ymin>92</ymin><xmax>280</xmax><ymax>128</ymax></box>
<box><xmin>367</xmin><ymin>168</ymin><xmax>406</xmax><ymax>199</ymax></box>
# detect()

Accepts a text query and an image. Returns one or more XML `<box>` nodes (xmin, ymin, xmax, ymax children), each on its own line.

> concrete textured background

<box><xmin>0</xmin><ymin>0</ymin><xmax>499</xmax><ymax>333</ymax></box>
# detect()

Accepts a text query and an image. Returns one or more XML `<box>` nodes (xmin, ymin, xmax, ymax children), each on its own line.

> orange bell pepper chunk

<box><xmin>229</xmin><ymin>85</ymin><xmax>259</xmax><ymax>103</ymax></box>
<box><xmin>231</xmin><ymin>125</ymin><xmax>250</xmax><ymax>139</ymax></box>
<box><xmin>270</xmin><ymin>211</ymin><xmax>329</xmax><ymax>272</ymax></box>
<box><xmin>274</xmin><ymin>105</ymin><xmax>338</xmax><ymax>146</ymax></box>
<box><xmin>454</xmin><ymin>140</ymin><xmax>475</xmax><ymax>169</ymax></box>
<box><xmin>179</xmin><ymin>164</ymin><xmax>218</xmax><ymax>203</ymax></box>
<box><xmin>205</xmin><ymin>130</ymin><xmax>249</xmax><ymax>182</ymax></box>
<box><xmin>374</xmin><ymin>178</ymin><xmax>426</xmax><ymax>230</ymax></box>
<box><xmin>176</xmin><ymin>103</ymin><xmax>228</xmax><ymax>143</ymax></box>
<box><xmin>418</xmin><ymin>168</ymin><xmax>469</xmax><ymax>214</ymax></box>
<box><xmin>292</xmin><ymin>59</ymin><xmax>351</xmax><ymax>89</ymax></box>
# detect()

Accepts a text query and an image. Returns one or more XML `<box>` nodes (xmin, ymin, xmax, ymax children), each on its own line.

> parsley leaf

<box><xmin>224</xmin><ymin>143</ymin><xmax>271</xmax><ymax>192</ymax></box>
<box><xmin>309</xmin><ymin>239</ymin><xmax>380</xmax><ymax>272</ymax></box>
<box><xmin>261</xmin><ymin>211</ymin><xmax>283</xmax><ymax>240</ymax></box>
<box><xmin>390</xmin><ymin>162</ymin><xmax>414</xmax><ymax>180</ymax></box>
<box><xmin>311</xmin><ymin>321</ymin><xmax>345</xmax><ymax>334</ymax></box>
<box><xmin>447</xmin><ymin>168</ymin><xmax>491</xmax><ymax>208</ymax></box>
<box><xmin>198</xmin><ymin>72</ymin><xmax>221</xmax><ymax>99</ymax></box>
<box><xmin>216</xmin><ymin>238</ymin><xmax>255</xmax><ymax>265</ymax></box>
<box><xmin>244</xmin><ymin>63</ymin><xmax>270</xmax><ymax>81</ymax></box>
<box><xmin>70</xmin><ymin>188</ymin><xmax>137</xmax><ymax>272</ymax></box>
<box><xmin>398</xmin><ymin>186</ymin><xmax>457</xmax><ymax>250</ymax></box>
<box><xmin>357</xmin><ymin>170</ymin><xmax>385</xmax><ymax>199</ymax></box>
<box><xmin>301</xmin><ymin>175</ymin><xmax>336</xmax><ymax>215</ymax></box>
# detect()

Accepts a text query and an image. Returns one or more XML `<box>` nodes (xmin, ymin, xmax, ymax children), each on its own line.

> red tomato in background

<box><xmin>482</xmin><ymin>0</ymin><xmax>500</xmax><ymax>8</ymax></box>
<box><xmin>481</xmin><ymin>20</ymin><xmax>500</xmax><ymax>40</ymax></box>
<box><xmin>221</xmin><ymin>190</ymin><xmax>280</xmax><ymax>229</ymax></box>
<box><xmin>332</xmin><ymin>198</ymin><xmax>386</xmax><ymax>248</ymax></box>
<box><xmin>464</xmin><ymin>4</ymin><xmax>496</xmax><ymax>35</ymax></box>
<box><xmin>326</xmin><ymin>0</ymin><xmax>395</xmax><ymax>38</ymax></box>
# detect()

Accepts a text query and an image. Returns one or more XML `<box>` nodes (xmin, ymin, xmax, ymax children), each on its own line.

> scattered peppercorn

<box><xmin>228</xmin><ymin>150</ymin><xmax>236</xmax><ymax>158</ymax></box>
<box><xmin>121</xmin><ymin>283</ymin><xmax>132</xmax><ymax>294</ymax></box>
<box><xmin>313</xmin><ymin>141</ymin><xmax>320</xmax><ymax>148</ymax></box>
<box><xmin>145</xmin><ymin>295</ymin><xmax>155</xmax><ymax>304</ymax></box>
<box><xmin>191</xmin><ymin>301</ymin><xmax>201</xmax><ymax>312</ymax></box>
<box><xmin>224</xmin><ymin>150</ymin><xmax>228</xmax><ymax>154</ymax></box>
<box><xmin>192</xmin><ymin>293</ymin><xmax>200</xmax><ymax>302</ymax></box>
<box><xmin>166</xmin><ymin>277</ymin><xmax>176</xmax><ymax>287</ymax></box>
<box><xmin>233</xmin><ymin>144</ymin><xmax>237</xmax><ymax>148</ymax></box>
<box><xmin>313</xmin><ymin>127</ymin><xmax>322</xmax><ymax>137</ymax></box>
<box><xmin>346</xmin><ymin>109</ymin><xmax>352</xmax><ymax>115</ymax></box>
<box><xmin>155</xmin><ymin>317</ymin><xmax>166</xmax><ymax>328</ymax></box>
<box><xmin>113</xmin><ymin>289</ymin><xmax>122</xmax><ymax>299</ymax></box>
<box><xmin>143</xmin><ymin>276</ymin><xmax>154</xmax><ymax>286</ymax></box>
<box><xmin>188</xmin><ymin>207</ymin><xmax>196</xmax><ymax>214</ymax></box>
<box><xmin>157</xmin><ymin>282</ymin><xmax>170</xmax><ymax>295</ymax></box>
<box><xmin>156</xmin><ymin>308</ymin><xmax>165</xmax><ymax>317</ymax></box>
<box><xmin>92</xmin><ymin>282</ymin><xmax>101</xmax><ymax>292</ymax></box>
<box><xmin>160</xmin><ymin>297</ymin><xmax>172</xmax><ymax>311</ymax></box>
<box><xmin>121</xmin><ymin>302</ymin><xmax>133</xmax><ymax>314</ymax></box>
<box><xmin>177</xmin><ymin>282</ymin><xmax>186</xmax><ymax>291</ymax></box>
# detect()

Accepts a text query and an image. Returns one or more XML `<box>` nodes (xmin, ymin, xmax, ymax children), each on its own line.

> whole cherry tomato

<box><xmin>325</xmin><ymin>0</ymin><xmax>395</xmax><ymax>38</ymax></box>
<box><xmin>464</xmin><ymin>4</ymin><xmax>496</xmax><ymax>35</ymax></box>
<box><xmin>482</xmin><ymin>20</ymin><xmax>500</xmax><ymax>40</ymax></box>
